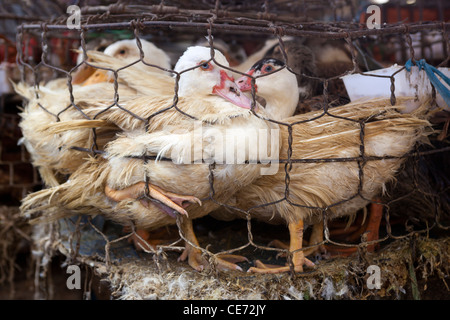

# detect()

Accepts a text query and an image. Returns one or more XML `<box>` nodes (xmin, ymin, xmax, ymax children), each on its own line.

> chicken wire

<box><xmin>12</xmin><ymin>0</ymin><xmax>450</xmax><ymax>297</ymax></box>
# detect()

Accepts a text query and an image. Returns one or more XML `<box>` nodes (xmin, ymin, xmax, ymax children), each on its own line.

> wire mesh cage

<box><xmin>4</xmin><ymin>0</ymin><xmax>450</xmax><ymax>299</ymax></box>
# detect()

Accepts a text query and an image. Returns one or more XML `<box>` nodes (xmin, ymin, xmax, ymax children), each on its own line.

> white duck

<box><xmin>210</xmin><ymin>58</ymin><xmax>432</xmax><ymax>273</ymax></box>
<box><xmin>233</xmin><ymin>37</ymin><xmax>293</xmax><ymax>75</ymax></box>
<box><xmin>20</xmin><ymin>46</ymin><xmax>279</xmax><ymax>272</ymax></box>
<box><xmin>72</xmin><ymin>38</ymin><xmax>172</xmax><ymax>85</ymax></box>
<box><xmin>234</xmin><ymin>58</ymin><xmax>385</xmax><ymax>254</ymax></box>
<box><xmin>16</xmin><ymin>38</ymin><xmax>172</xmax><ymax>187</ymax></box>
<box><xmin>235</xmin><ymin>58</ymin><xmax>299</xmax><ymax>121</ymax></box>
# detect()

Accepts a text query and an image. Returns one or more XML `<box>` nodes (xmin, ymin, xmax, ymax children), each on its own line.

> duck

<box><xmin>213</xmin><ymin>57</ymin><xmax>321</xmax><ymax>256</ymax></box>
<box><xmin>72</xmin><ymin>38</ymin><xmax>172</xmax><ymax>86</ymax></box>
<box><xmin>70</xmin><ymin>37</ymin><xmax>115</xmax><ymax>85</ymax></box>
<box><xmin>233</xmin><ymin>37</ymin><xmax>353</xmax><ymax>122</ymax></box>
<box><xmin>241</xmin><ymin>37</ymin><xmax>354</xmax><ymax>106</ymax></box>
<box><xmin>235</xmin><ymin>58</ymin><xmax>299</xmax><ymax>121</ymax></box>
<box><xmin>195</xmin><ymin>37</ymin><xmax>247</xmax><ymax>67</ymax></box>
<box><xmin>211</xmin><ymin>58</ymin><xmax>432</xmax><ymax>273</ymax></box>
<box><xmin>233</xmin><ymin>37</ymin><xmax>293</xmax><ymax>75</ymax></box>
<box><xmin>300</xmin><ymin>38</ymin><xmax>355</xmax><ymax>96</ymax></box>
<box><xmin>262</xmin><ymin>41</ymin><xmax>318</xmax><ymax>100</ymax></box>
<box><xmin>235</xmin><ymin>57</ymin><xmax>385</xmax><ymax>254</ymax></box>
<box><xmin>20</xmin><ymin>46</ymin><xmax>279</xmax><ymax>272</ymax></box>
<box><xmin>16</xmin><ymin>39</ymin><xmax>172</xmax><ymax>187</ymax></box>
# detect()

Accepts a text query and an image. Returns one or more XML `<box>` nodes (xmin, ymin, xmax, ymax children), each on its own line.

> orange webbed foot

<box><xmin>178</xmin><ymin>245</ymin><xmax>247</xmax><ymax>272</ymax></box>
<box><xmin>248</xmin><ymin>220</ymin><xmax>316</xmax><ymax>274</ymax></box>
<box><xmin>177</xmin><ymin>217</ymin><xmax>247</xmax><ymax>272</ymax></box>
<box><xmin>248</xmin><ymin>255</ymin><xmax>315</xmax><ymax>274</ymax></box>
<box><xmin>124</xmin><ymin>226</ymin><xmax>179</xmax><ymax>251</ymax></box>
<box><xmin>105</xmin><ymin>182</ymin><xmax>201</xmax><ymax>218</ymax></box>
<box><xmin>326</xmin><ymin>201</ymin><xmax>383</xmax><ymax>257</ymax></box>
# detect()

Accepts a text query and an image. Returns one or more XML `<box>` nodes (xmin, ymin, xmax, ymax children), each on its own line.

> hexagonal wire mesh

<box><xmin>12</xmin><ymin>0</ymin><xmax>450</xmax><ymax>282</ymax></box>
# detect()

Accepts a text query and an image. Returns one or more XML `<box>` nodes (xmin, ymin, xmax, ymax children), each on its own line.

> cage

<box><xmin>1</xmin><ymin>0</ymin><xmax>449</xmax><ymax>300</ymax></box>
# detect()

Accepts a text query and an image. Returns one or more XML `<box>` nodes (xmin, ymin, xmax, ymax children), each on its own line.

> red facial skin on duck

<box><xmin>236</xmin><ymin>69</ymin><xmax>257</xmax><ymax>93</ymax></box>
<box><xmin>236</xmin><ymin>62</ymin><xmax>280</xmax><ymax>93</ymax></box>
<box><xmin>212</xmin><ymin>70</ymin><xmax>253</xmax><ymax>110</ymax></box>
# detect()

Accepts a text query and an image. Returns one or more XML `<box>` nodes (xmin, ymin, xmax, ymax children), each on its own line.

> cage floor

<box><xmin>17</xmin><ymin>213</ymin><xmax>449</xmax><ymax>300</ymax></box>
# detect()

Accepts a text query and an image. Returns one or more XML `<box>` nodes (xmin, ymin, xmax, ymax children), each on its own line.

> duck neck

<box><xmin>263</xmin><ymin>91</ymin><xmax>298</xmax><ymax>121</ymax></box>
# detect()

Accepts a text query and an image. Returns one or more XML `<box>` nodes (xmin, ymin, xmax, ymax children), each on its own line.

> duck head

<box><xmin>74</xmin><ymin>38</ymin><xmax>171</xmax><ymax>85</ymax></box>
<box><xmin>104</xmin><ymin>38</ymin><xmax>171</xmax><ymax>70</ymax></box>
<box><xmin>174</xmin><ymin>46</ymin><xmax>252</xmax><ymax>110</ymax></box>
<box><xmin>236</xmin><ymin>58</ymin><xmax>299</xmax><ymax>120</ymax></box>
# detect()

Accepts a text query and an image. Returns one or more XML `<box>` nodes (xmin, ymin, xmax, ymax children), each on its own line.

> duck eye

<box><xmin>199</xmin><ymin>61</ymin><xmax>212</xmax><ymax>70</ymax></box>
<box><xmin>264</xmin><ymin>65</ymin><xmax>273</xmax><ymax>73</ymax></box>
<box><xmin>119</xmin><ymin>49</ymin><xmax>126</xmax><ymax>55</ymax></box>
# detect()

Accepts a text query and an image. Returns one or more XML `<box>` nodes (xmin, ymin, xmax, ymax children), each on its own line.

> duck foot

<box><xmin>248</xmin><ymin>220</ymin><xmax>316</xmax><ymax>274</ymax></box>
<box><xmin>178</xmin><ymin>247</ymin><xmax>247</xmax><ymax>272</ymax></box>
<box><xmin>177</xmin><ymin>217</ymin><xmax>246</xmax><ymax>272</ymax></box>
<box><xmin>267</xmin><ymin>221</ymin><xmax>327</xmax><ymax>258</ymax></box>
<box><xmin>329</xmin><ymin>223</ymin><xmax>363</xmax><ymax>238</ymax></box>
<box><xmin>127</xmin><ymin>228</ymin><xmax>165</xmax><ymax>251</ymax></box>
<box><xmin>326</xmin><ymin>201</ymin><xmax>383</xmax><ymax>257</ymax></box>
<box><xmin>105</xmin><ymin>182</ymin><xmax>201</xmax><ymax>217</ymax></box>
<box><xmin>124</xmin><ymin>226</ymin><xmax>179</xmax><ymax>251</ymax></box>
<box><xmin>303</xmin><ymin>222</ymin><xmax>327</xmax><ymax>256</ymax></box>
<box><xmin>248</xmin><ymin>257</ymin><xmax>315</xmax><ymax>274</ymax></box>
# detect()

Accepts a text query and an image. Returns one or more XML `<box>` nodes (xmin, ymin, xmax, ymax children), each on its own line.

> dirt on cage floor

<box><xmin>2</xmin><ymin>211</ymin><xmax>448</xmax><ymax>300</ymax></box>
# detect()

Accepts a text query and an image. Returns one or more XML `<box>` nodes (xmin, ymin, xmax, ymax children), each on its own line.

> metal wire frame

<box><xmin>15</xmin><ymin>6</ymin><xmax>450</xmax><ymax>273</ymax></box>
<box><xmin>19</xmin><ymin>18</ymin><xmax>450</xmax><ymax>40</ymax></box>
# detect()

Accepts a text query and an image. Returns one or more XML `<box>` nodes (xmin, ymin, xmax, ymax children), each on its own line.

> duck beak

<box><xmin>236</xmin><ymin>70</ymin><xmax>257</xmax><ymax>92</ymax></box>
<box><xmin>71</xmin><ymin>64</ymin><xmax>97</xmax><ymax>84</ymax></box>
<box><xmin>213</xmin><ymin>70</ymin><xmax>253</xmax><ymax>109</ymax></box>
<box><xmin>72</xmin><ymin>60</ymin><xmax>113</xmax><ymax>86</ymax></box>
<box><xmin>81</xmin><ymin>69</ymin><xmax>112</xmax><ymax>86</ymax></box>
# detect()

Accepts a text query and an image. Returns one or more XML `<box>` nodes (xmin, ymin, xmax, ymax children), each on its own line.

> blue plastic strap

<box><xmin>405</xmin><ymin>59</ymin><xmax>450</xmax><ymax>109</ymax></box>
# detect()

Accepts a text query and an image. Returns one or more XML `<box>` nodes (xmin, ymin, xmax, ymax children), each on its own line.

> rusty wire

<box><xmin>13</xmin><ymin>1</ymin><xmax>450</xmax><ymax>272</ymax></box>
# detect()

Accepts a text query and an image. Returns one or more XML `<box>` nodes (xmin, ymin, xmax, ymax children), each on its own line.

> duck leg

<box><xmin>105</xmin><ymin>182</ymin><xmax>202</xmax><ymax>217</ymax></box>
<box><xmin>124</xmin><ymin>226</ymin><xmax>179</xmax><ymax>251</ymax></box>
<box><xmin>177</xmin><ymin>217</ymin><xmax>247</xmax><ymax>272</ymax></box>
<box><xmin>328</xmin><ymin>211</ymin><xmax>365</xmax><ymax>239</ymax></box>
<box><xmin>325</xmin><ymin>201</ymin><xmax>383</xmax><ymax>256</ymax></box>
<box><xmin>303</xmin><ymin>222</ymin><xmax>327</xmax><ymax>256</ymax></box>
<box><xmin>248</xmin><ymin>219</ymin><xmax>315</xmax><ymax>274</ymax></box>
<box><xmin>268</xmin><ymin>222</ymin><xmax>326</xmax><ymax>257</ymax></box>
<box><xmin>106</xmin><ymin>182</ymin><xmax>202</xmax><ymax>253</ymax></box>
<box><xmin>127</xmin><ymin>229</ymin><xmax>164</xmax><ymax>251</ymax></box>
